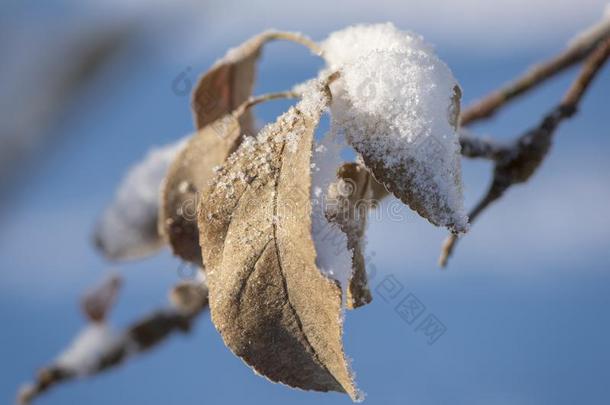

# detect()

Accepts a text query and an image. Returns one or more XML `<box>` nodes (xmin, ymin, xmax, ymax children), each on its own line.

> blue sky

<box><xmin>1</xmin><ymin>1</ymin><xmax>610</xmax><ymax>404</ymax></box>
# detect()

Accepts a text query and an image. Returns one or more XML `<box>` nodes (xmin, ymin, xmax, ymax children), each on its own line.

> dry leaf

<box><xmin>160</xmin><ymin>112</ymin><xmax>244</xmax><ymax>265</ymax></box>
<box><xmin>81</xmin><ymin>274</ymin><xmax>122</xmax><ymax>322</ymax></box>
<box><xmin>198</xmin><ymin>87</ymin><xmax>359</xmax><ymax>399</ymax></box>
<box><xmin>326</xmin><ymin>163</ymin><xmax>387</xmax><ymax>309</ymax></box>
<box><xmin>191</xmin><ymin>33</ymin><xmax>267</xmax><ymax>135</ymax></box>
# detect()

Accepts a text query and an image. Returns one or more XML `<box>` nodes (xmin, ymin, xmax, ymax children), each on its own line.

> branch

<box><xmin>235</xmin><ymin>91</ymin><xmax>300</xmax><ymax>116</ymax></box>
<box><xmin>17</xmin><ymin>278</ymin><xmax>209</xmax><ymax>405</ymax></box>
<box><xmin>460</xmin><ymin>12</ymin><xmax>610</xmax><ymax>126</ymax></box>
<box><xmin>441</xmin><ymin>37</ymin><xmax>610</xmax><ymax>267</ymax></box>
<box><xmin>266</xmin><ymin>31</ymin><xmax>323</xmax><ymax>55</ymax></box>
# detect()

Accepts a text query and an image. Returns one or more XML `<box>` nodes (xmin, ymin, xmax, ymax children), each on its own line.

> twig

<box><xmin>561</xmin><ymin>37</ymin><xmax>610</xmax><ymax>109</ymax></box>
<box><xmin>235</xmin><ymin>91</ymin><xmax>300</xmax><ymax>117</ymax></box>
<box><xmin>17</xmin><ymin>281</ymin><xmax>209</xmax><ymax>404</ymax></box>
<box><xmin>266</xmin><ymin>31</ymin><xmax>323</xmax><ymax>55</ymax></box>
<box><xmin>441</xmin><ymin>37</ymin><xmax>610</xmax><ymax>267</ymax></box>
<box><xmin>460</xmin><ymin>14</ymin><xmax>610</xmax><ymax>126</ymax></box>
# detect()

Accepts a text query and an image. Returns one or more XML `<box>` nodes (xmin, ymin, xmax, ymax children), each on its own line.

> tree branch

<box><xmin>441</xmin><ymin>37</ymin><xmax>610</xmax><ymax>267</ymax></box>
<box><xmin>460</xmin><ymin>14</ymin><xmax>610</xmax><ymax>126</ymax></box>
<box><xmin>17</xmin><ymin>280</ymin><xmax>209</xmax><ymax>404</ymax></box>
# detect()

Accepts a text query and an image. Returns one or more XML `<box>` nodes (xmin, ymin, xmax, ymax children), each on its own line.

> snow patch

<box><xmin>311</xmin><ymin>132</ymin><xmax>353</xmax><ymax>287</ymax></box>
<box><xmin>56</xmin><ymin>324</ymin><xmax>123</xmax><ymax>376</ymax></box>
<box><xmin>322</xmin><ymin>23</ymin><xmax>468</xmax><ymax>231</ymax></box>
<box><xmin>95</xmin><ymin>137</ymin><xmax>188</xmax><ymax>260</ymax></box>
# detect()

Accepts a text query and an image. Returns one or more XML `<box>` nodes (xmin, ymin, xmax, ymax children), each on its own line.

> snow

<box><xmin>321</xmin><ymin>23</ymin><xmax>468</xmax><ymax>232</ymax></box>
<box><xmin>322</xmin><ymin>23</ymin><xmax>432</xmax><ymax>69</ymax></box>
<box><xmin>311</xmin><ymin>131</ymin><xmax>353</xmax><ymax>287</ymax></box>
<box><xmin>56</xmin><ymin>323</ymin><xmax>123</xmax><ymax>376</ymax></box>
<box><xmin>95</xmin><ymin>137</ymin><xmax>188</xmax><ymax>260</ymax></box>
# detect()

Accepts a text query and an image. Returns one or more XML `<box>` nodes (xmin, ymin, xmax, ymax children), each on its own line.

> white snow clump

<box><xmin>322</xmin><ymin>23</ymin><xmax>468</xmax><ymax>232</ymax></box>
<box><xmin>95</xmin><ymin>137</ymin><xmax>188</xmax><ymax>260</ymax></box>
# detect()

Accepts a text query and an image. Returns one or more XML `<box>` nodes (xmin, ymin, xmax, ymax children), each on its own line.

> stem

<box><xmin>561</xmin><ymin>37</ymin><xmax>610</xmax><ymax>110</ymax></box>
<box><xmin>442</xmin><ymin>36</ymin><xmax>610</xmax><ymax>267</ymax></box>
<box><xmin>235</xmin><ymin>91</ymin><xmax>300</xmax><ymax>117</ymax></box>
<box><xmin>265</xmin><ymin>31</ymin><xmax>323</xmax><ymax>56</ymax></box>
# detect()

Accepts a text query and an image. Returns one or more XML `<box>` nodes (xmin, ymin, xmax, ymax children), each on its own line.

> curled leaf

<box><xmin>191</xmin><ymin>34</ymin><xmax>263</xmax><ymax>134</ymax></box>
<box><xmin>326</xmin><ymin>163</ymin><xmax>387</xmax><ymax>309</ymax></box>
<box><xmin>160</xmin><ymin>112</ymin><xmax>244</xmax><ymax>265</ymax></box>
<box><xmin>94</xmin><ymin>138</ymin><xmax>187</xmax><ymax>261</ymax></box>
<box><xmin>198</xmin><ymin>85</ymin><xmax>359</xmax><ymax>399</ymax></box>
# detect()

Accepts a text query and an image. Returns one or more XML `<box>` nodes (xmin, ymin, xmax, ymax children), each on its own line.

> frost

<box><xmin>295</xmin><ymin>78</ymin><xmax>332</xmax><ymax>118</ymax></box>
<box><xmin>95</xmin><ymin>137</ymin><xmax>188</xmax><ymax>260</ymax></box>
<box><xmin>322</xmin><ymin>23</ymin><xmax>468</xmax><ymax>232</ymax></box>
<box><xmin>56</xmin><ymin>323</ymin><xmax>123</xmax><ymax>376</ymax></box>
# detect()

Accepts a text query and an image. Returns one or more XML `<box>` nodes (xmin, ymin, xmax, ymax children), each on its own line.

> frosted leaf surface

<box><xmin>322</xmin><ymin>23</ymin><xmax>468</xmax><ymax>232</ymax></box>
<box><xmin>197</xmin><ymin>79</ymin><xmax>360</xmax><ymax>399</ymax></box>
<box><xmin>94</xmin><ymin>137</ymin><xmax>188</xmax><ymax>260</ymax></box>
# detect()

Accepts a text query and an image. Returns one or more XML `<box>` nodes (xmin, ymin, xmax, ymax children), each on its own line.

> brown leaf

<box><xmin>81</xmin><ymin>275</ymin><xmax>122</xmax><ymax>322</ymax></box>
<box><xmin>192</xmin><ymin>32</ymin><xmax>281</xmax><ymax>135</ymax></box>
<box><xmin>191</xmin><ymin>34</ymin><xmax>265</xmax><ymax>135</ymax></box>
<box><xmin>160</xmin><ymin>112</ymin><xmax>244</xmax><ymax>265</ymax></box>
<box><xmin>198</xmin><ymin>88</ymin><xmax>359</xmax><ymax>399</ymax></box>
<box><xmin>326</xmin><ymin>163</ymin><xmax>387</xmax><ymax>309</ymax></box>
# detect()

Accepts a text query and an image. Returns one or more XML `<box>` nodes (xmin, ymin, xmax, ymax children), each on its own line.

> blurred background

<box><xmin>1</xmin><ymin>0</ymin><xmax>609</xmax><ymax>404</ymax></box>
